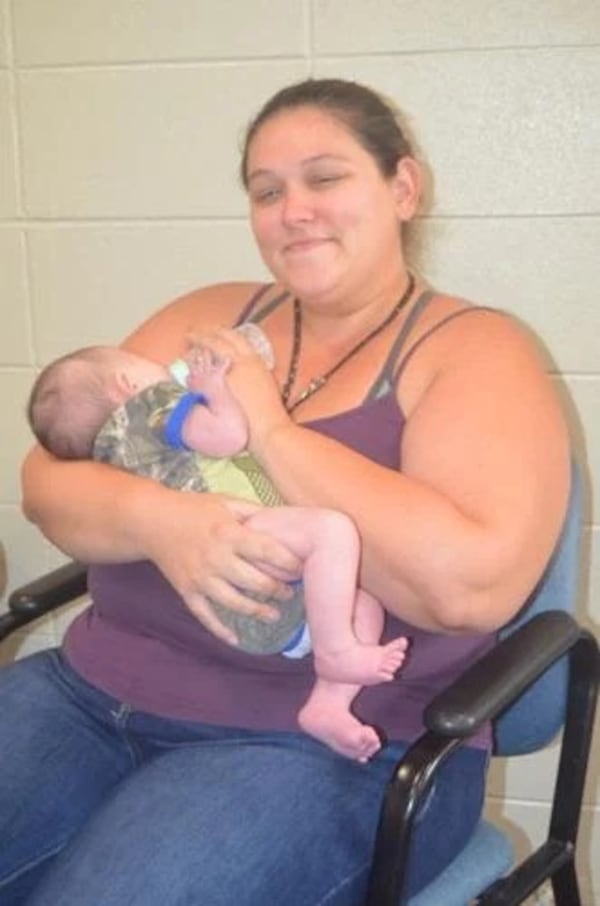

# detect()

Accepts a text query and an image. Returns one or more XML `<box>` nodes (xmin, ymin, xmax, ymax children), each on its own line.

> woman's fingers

<box><xmin>185</xmin><ymin>592</ymin><xmax>240</xmax><ymax>646</ymax></box>
<box><xmin>213</xmin><ymin>507</ymin><xmax>301</xmax><ymax>580</ymax></box>
<box><xmin>201</xmin><ymin>575</ymin><xmax>282</xmax><ymax>623</ymax></box>
<box><xmin>146</xmin><ymin>493</ymin><xmax>299</xmax><ymax>634</ymax></box>
<box><xmin>237</xmin><ymin>528</ymin><xmax>301</xmax><ymax>578</ymax></box>
<box><xmin>187</xmin><ymin>331</ymin><xmax>241</xmax><ymax>363</ymax></box>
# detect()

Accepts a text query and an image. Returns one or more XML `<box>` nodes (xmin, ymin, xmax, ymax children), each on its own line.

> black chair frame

<box><xmin>2</xmin><ymin>562</ymin><xmax>599</xmax><ymax>906</ymax></box>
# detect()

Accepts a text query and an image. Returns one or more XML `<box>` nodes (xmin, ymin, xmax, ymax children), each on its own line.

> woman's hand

<box><xmin>23</xmin><ymin>447</ymin><xmax>301</xmax><ymax>646</ymax></box>
<box><xmin>140</xmin><ymin>488</ymin><xmax>301</xmax><ymax>644</ymax></box>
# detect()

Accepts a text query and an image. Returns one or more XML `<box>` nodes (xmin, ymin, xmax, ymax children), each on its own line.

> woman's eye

<box><xmin>310</xmin><ymin>174</ymin><xmax>343</xmax><ymax>186</ymax></box>
<box><xmin>251</xmin><ymin>187</ymin><xmax>281</xmax><ymax>205</ymax></box>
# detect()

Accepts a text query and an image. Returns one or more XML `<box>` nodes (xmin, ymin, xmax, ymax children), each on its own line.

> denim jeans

<box><xmin>0</xmin><ymin>649</ymin><xmax>487</xmax><ymax>905</ymax></box>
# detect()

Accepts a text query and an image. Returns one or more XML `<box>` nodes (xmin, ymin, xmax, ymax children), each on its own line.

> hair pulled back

<box><xmin>240</xmin><ymin>78</ymin><xmax>414</xmax><ymax>186</ymax></box>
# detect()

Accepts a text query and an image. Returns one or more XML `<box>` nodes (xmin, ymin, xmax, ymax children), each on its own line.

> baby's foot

<box><xmin>299</xmin><ymin>696</ymin><xmax>382</xmax><ymax>763</ymax></box>
<box><xmin>315</xmin><ymin>637</ymin><xmax>408</xmax><ymax>686</ymax></box>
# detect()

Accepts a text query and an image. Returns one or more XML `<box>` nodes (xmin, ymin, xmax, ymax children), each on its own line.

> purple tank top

<box><xmin>64</xmin><ymin>289</ymin><xmax>496</xmax><ymax>746</ymax></box>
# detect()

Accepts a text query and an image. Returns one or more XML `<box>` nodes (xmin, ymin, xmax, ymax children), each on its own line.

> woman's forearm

<box><xmin>21</xmin><ymin>445</ymin><xmax>168</xmax><ymax>562</ymax></box>
<box><xmin>21</xmin><ymin>444</ymin><xmax>303</xmax><ymax>623</ymax></box>
<box><xmin>250</xmin><ymin>422</ymin><xmax>566</xmax><ymax>634</ymax></box>
<box><xmin>252</xmin><ymin>426</ymin><xmax>481</xmax><ymax>630</ymax></box>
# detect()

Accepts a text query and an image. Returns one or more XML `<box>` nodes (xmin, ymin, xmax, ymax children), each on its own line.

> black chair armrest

<box><xmin>424</xmin><ymin>611</ymin><xmax>580</xmax><ymax>737</ymax></box>
<box><xmin>366</xmin><ymin>611</ymin><xmax>599</xmax><ymax>906</ymax></box>
<box><xmin>9</xmin><ymin>561</ymin><xmax>88</xmax><ymax>617</ymax></box>
<box><xmin>0</xmin><ymin>562</ymin><xmax>87</xmax><ymax>641</ymax></box>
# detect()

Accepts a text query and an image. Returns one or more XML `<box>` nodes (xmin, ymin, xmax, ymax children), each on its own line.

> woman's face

<box><xmin>245</xmin><ymin>106</ymin><xmax>418</xmax><ymax>305</ymax></box>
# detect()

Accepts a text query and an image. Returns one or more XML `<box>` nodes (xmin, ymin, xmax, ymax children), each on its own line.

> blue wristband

<box><xmin>163</xmin><ymin>391</ymin><xmax>208</xmax><ymax>450</ymax></box>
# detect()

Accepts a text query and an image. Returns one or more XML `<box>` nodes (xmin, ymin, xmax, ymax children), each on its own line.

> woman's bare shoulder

<box><xmin>122</xmin><ymin>281</ymin><xmax>271</xmax><ymax>360</ymax></box>
<box><xmin>407</xmin><ymin>288</ymin><xmax>550</xmax><ymax>369</ymax></box>
<box><xmin>398</xmin><ymin>288</ymin><xmax>555</xmax><ymax>417</ymax></box>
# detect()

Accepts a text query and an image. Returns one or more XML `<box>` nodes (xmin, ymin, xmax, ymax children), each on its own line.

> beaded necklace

<box><xmin>281</xmin><ymin>273</ymin><xmax>415</xmax><ymax>413</ymax></box>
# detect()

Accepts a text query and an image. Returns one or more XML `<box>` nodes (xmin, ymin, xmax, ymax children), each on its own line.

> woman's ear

<box><xmin>392</xmin><ymin>156</ymin><xmax>422</xmax><ymax>222</ymax></box>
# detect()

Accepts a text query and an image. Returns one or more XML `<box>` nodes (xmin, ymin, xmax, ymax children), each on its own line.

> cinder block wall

<box><xmin>0</xmin><ymin>2</ymin><xmax>598</xmax><ymax>898</ymax></box>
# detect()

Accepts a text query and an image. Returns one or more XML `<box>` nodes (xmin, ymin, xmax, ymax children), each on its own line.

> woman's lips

<box><xmin>284</xmin><ymin>237</ymin><xmax>332</xmax><ymax>254</ymax></box>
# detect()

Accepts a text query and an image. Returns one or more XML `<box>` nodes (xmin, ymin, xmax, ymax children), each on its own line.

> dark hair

<box><xmin>240</xmin><ymin>77</ymin><xmax>414</xmax><ymax>187</ymax></box>
<box><xmin>27</xmin><ymin>347</ymin><xmax>118</xmax><ymax>460</ymax></box>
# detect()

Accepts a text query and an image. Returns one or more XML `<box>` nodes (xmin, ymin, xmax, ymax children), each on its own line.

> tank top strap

<box><xmin>366</xmin><ymin>289</ymin><xmax>436</xmax><ymax>400</ymax></box>
<box><xmin>393</xmin><ymin>304</ymin><xmax>500</xmax><ymax>386</ymax></box>
<box><xmin>367</xmin><ymin>294</ymin><xmax>501</xmax><ymax>401</ymax></box>
<box><xmin>234</xmin><ymin>284</ymin><xmax>291</xmax><ymax>326</ymax></box>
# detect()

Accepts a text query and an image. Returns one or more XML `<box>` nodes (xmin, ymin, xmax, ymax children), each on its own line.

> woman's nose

<box><xmin>281</xmin><ymin>186</ymin><xmax>314</xmax><ymax>224</ymax></box>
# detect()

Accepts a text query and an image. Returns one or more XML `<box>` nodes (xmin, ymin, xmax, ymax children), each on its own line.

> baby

<box><xmin>27</xmin><ymin>327</ymin><xmax>407</xmax><ymax>761</ymax></box>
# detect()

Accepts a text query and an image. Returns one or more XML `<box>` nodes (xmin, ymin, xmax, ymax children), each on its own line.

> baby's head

<box><xmin>28</xmin><ymin>345</ymin><xmax>164</xmax><ymax>460</ymax></box>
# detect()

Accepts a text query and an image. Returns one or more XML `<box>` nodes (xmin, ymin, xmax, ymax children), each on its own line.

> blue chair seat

<box><xmin>409</xmin><ymin>821</ymin><xmax>514</xmax><ymax>905</ymax></box>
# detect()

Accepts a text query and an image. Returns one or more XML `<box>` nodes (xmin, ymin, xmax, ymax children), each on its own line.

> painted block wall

<box><xmin>0</xmin><ymin>1</ymin><xmax>598</xmax><ymax>899</ymax></box>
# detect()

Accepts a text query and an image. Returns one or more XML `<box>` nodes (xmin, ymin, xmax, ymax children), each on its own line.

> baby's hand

<box><xmin>194</xmin><ymin>329</ymin><xmax>291</xmax><ymax>448</ymax></box>
<box><xmin>186</xmin><ymin>344</ymin><xmax>230</xmax><ymax>393</ymax></box>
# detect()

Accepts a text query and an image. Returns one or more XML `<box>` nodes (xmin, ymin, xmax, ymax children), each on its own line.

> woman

<box><xmin>1</xmin><ymin>78</ymin><xmax>570</xmax><ymax>904</ymax></box>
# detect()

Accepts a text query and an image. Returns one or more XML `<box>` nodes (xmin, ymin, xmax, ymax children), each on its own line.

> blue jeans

<box><xmin>0</xmin><ymin>649</ymin><xmax>487</xmax><ymax>905</ymax></box>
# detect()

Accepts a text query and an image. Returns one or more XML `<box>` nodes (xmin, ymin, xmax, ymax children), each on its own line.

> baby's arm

<box><xmin>176</xmin><ymin>349</ymin><xmax>249</xmax><ymax>457</ymax></box>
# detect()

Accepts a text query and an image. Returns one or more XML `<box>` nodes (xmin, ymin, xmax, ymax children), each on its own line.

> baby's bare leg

<box><xmin>298</xmin><ymin>590</ymin><xmax>403</xmax><ymax>761</ymax></box>
<box><xmin>298</xmin><ymin>679</ymin><xmax>381</xmax><ymax>762</ymax></box>
<box><xmin>247</xmin><ymin>506</ymin><xmax>407</xmax><ymax>684</ymax></box>
<box><xmin>247</xmin><ymin>508</ymin><xmax>408</xmax><ymax>761</ymax></box>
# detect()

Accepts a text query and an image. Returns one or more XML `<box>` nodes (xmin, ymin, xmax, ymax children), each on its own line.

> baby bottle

<box><xmin>234</xmin><ymin>322</ymin><xmax>275</xmax><ymax>369</ymax></box>
<box><xmin>169</xmin><ymin>323</ymin><xmax>274</xmax><ymax>386</ymax></box>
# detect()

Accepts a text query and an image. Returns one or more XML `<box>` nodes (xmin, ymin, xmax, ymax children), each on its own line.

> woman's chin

<box><xmin>276</xmin><ymin>264</ymin><xmax>345</xmax><ymax>303</ymax></box>
<box><xmin>265</xmin><ymin>245</ymin><xmax>343</xmax><ymax>298</ymax></box>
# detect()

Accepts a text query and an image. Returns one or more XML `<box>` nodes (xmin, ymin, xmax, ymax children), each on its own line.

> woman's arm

<box><xmin>22</xmin><ymin>444</ymin><xmax>169</xmax><ymax>562</ymax></box>
<box><xmin>22</xmin><ymin>282</ymin><xmax>248</xmax><ymax>556</ymax></box>
<box><xmin>22</xmin><ymin>446</ymin><xmax>294</xmax><ymax>641</ymax></box>
<box><xmin>21</xmin><ymin>282</ymin><xmax>300</xmax><ymax>635</ymax></box>
<box><xmin>208</xmin><ymin>311</ymin><xmax>571</xmax><ymax>634</ymax></box>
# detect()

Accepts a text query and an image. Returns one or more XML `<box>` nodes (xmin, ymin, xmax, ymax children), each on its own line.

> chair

<box><xmin>2</xmin><ymin>463</ymin><xmax>599</xmax><ymax>905</ymax></box>
<box><xmin>368</xmin><ymin>461</ymin><xmax>599</xmax><ymax>905</ymax></box>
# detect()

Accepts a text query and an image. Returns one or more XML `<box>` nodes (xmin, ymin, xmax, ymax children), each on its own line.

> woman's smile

<box><xmin>283</xmin><ymin>236</ymin><xmax>335</xmax><ymax>255</ymax></box>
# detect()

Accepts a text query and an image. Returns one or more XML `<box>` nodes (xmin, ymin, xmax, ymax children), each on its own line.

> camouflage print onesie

<box><xmin>93</xmin><ymin>379</ymin><xmax>307</xmax><ymax>656</ymax></box>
